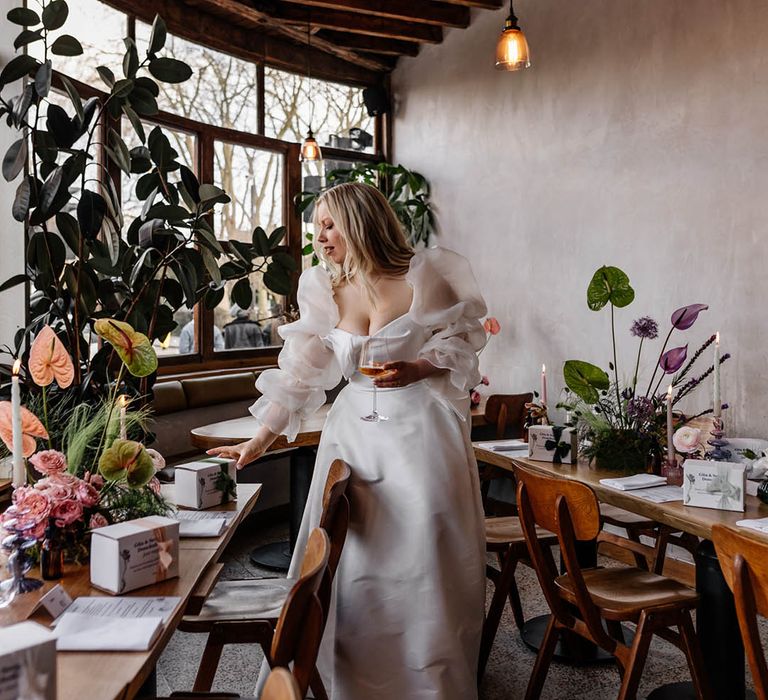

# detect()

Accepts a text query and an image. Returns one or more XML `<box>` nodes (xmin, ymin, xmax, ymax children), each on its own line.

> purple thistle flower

<box><xmin>627</xmin><ymin>396</ymin><xmax>654</xmax><ymax>422</ymax></box>
<box><xmin>630</xmin><ymin>316</ymin><xmax>659</xmax><ymax>340</ymax></box>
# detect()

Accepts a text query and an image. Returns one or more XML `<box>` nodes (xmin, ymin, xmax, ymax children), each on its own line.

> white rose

<box><xmin>672</xmin><ymin>426</ymin><xmax>702</xmax><ymax>454</ymax></box>
<box><xmin>145</xmin><ymin>448</ymin><xmax>166</xmax><ymax>472</ymax></box>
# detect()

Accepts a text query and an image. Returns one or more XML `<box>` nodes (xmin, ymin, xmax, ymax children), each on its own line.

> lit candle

<box><xmin>541</xmin><ymin>364</ymin><xmax>548</xmax><ymax>408</ymax></box>
<box><xmin>666</xmin><ymin>384</ymin><xmax>674</xmax><ymax>465</ymax></box>
<box><xmin>713</xmin><ymin>332</ymin><xmax>721</xmax><ymax>419</ymax></box>
<box><xmin>11</xmin><ymin>360</ymin><xmax>24</xmax><ymax>487</ymax></box>
<box><xmin>118</xmin><ymin>395</ymin><xmax>128</xmax><ymax>440</ymax></box>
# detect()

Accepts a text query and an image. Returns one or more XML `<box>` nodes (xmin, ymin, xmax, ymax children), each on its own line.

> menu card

<box><xmin>599</xmin><ymin>474</ymin><xmax>667</xmax><ymax>491</ymax></box>
<box><xmin>173</xmin><ymin>510</ymin><xmax>235</xmax><ymax>538</ymax></box>
<box><xmin>475</xmin><ymin>439</ymin><xmax>529</xmax><ymax>453</ymax></box>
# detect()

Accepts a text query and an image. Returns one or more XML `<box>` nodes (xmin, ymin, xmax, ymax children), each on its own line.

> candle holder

<box><xmin>706</xmin><ymin>417</ymin><xmax>732</xmax><ymax>461</ymax></box>
<box><xmin>0</xmin><ymin>519</ymin><xmax>43</xmax><ymax>607</ymax></box>
<box><xmin>661</xmin><ymin>458</ymin><xmax>684</xmax><ymax>486</ymax></box>
<box><xmin>524</xmin><ymin>401</ymin><xmax>549</xmax><ymax>428</ymax></box>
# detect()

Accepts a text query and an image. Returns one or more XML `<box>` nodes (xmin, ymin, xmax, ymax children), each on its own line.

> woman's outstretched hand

<box><xmin>206</xmin><ymin>427</ymin><xmax>278</xmax><ymax>469</ymax></box>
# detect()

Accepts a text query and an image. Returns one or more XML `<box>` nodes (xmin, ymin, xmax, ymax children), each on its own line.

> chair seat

<box><xmin>184</xmin><ymin>577</ymin><xmax>295</xmax><ymax>626</ymax></box>
<box><xmin>599</xmin><ymin>503</ymin><xmax>657</xmax><ymax>528</ymax></box>
<box><xmin>484</xmin><ymin>516</ymin><xmax>556</xmax><ymax>545</ymax></box>
<box><xmin>555</xmin><ymin>567</ymin><xmax>698</xmax><ymax>620</ymax></box>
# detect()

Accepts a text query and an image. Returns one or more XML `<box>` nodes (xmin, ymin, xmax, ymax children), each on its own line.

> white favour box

<box><xmin>527</xmin><ymin>425</ymin><xmax>578</xmax><ymax>464</ymax></box>
<box><xmin>90</xmin><ymin>516</ymin><xmax>180</xmax><ymax>594</ymax></box>
<box><xmin>683</xmin><ymin>459</ymin><xmax>746</xmax><ymax>512</ymax></box>
<box><xmin>174</xmin><ymin>457</ymin><xmax>237</xmax><ymax>510</ymax></box>
<box><xmin>0</xmin><ymin>621</ymin><xmax>56</xmax><ymax>700</ymax></box>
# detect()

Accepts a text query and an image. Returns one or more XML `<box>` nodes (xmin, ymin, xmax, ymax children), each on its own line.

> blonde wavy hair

<box><xmin>313</xmin><ymin>182</ymin><xmax>413</xmax><ymax>300</ymax></box>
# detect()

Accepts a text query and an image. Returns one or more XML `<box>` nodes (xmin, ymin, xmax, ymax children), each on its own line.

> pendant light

<box><xmin>300</xmin><ymin>15</ymin><xmax>322</xmax><ymax>162</ymax></box>
<box><xmin>495</xmin><ymin>0</ymin><xmax>530</xmax><ymax>71</ymax></box>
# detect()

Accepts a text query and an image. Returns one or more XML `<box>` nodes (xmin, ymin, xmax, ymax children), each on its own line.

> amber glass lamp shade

<box><xmin>300</xmin><ymin>129</ymin><xmax>322</xmax><ymax>162</ymax></box>
<box><xmin>495</xmin><ymin>17</ymin><xmax>530</xmax><ymax>71</ymax></box>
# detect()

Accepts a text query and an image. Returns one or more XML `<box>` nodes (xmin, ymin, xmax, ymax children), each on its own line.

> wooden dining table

<box><xmin>475</xmin><ymin>448</ymin><xmax>767</xmax><ymax>700</ymax></box>
<box><xmin>0</xmin><ymin>483</ymin><xmax>261</xmax><ymax>700</ymax></box>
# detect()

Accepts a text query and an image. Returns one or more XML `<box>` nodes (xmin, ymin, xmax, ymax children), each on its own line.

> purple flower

<box><xmin>671</xmin><ymin>304</ymin><xmax>708</xmax><ymax>330</ymax></box>
<box><xmin>660</xmin><ymin>345</ymin><xmax>688</xmax><ymax>373</ymax></box>
<box><xmin>627</xmin><ymin>396</ymin><xmax>654</xmax><ymax>422</ymax></box>
<box><xmin>630</xmin><ymin>316</ymin><xmax>659</xmax><ymax>339</ymax></box>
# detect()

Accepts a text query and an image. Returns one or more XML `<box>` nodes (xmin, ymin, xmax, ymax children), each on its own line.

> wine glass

<box><xmin>359</xmin><ymin>337</ymin><xmax>390</xmax><ymax>422</ymax></box>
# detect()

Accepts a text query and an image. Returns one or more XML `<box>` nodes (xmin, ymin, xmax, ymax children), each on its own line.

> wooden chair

<box><xmin>484</xmin><ymin>393</ymin><xmax>533</xmax><ymax>441</ymax></box>
<box><xmin>515</xmin><ymin>464</ymin><xmax>711</xmax><ymax>700</ymax></box>
<box><xmin>181</xmin><ymin>460</ymin><xmax>352</xmax><ymax>698</ymax></box>
<box><xmin>712</xmin><ymin>524</ymin><xmax>768</xmax><ymax>700</ymax></box>
<box><xmin>261</xmin><ymin>668</ymin><xmax>301</xmax><ymax>700</ymax></box>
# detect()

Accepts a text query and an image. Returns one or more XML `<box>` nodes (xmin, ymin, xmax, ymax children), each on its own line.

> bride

<box><xmin>208</xmin><ymin>182</ymin><xmax>487</xmax><ymax>700</ymax></box>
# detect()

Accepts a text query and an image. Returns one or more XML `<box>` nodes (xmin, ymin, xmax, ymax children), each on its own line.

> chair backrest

<box><xmin>485</xmin><ymin>393</ymin><xmax>533</xmax><ymax>439</ymax></box>
<box><xmin>318</xmin><ymin>459</ymin><xmax>352</xmax><ymax>578</ymax></box>
<box><xmin>271</xmin><ymin>528</ymin><xmax>330</xmax><ymax>697</ymax></box>
<box><xmin>260</xmin><ymin>667</ymin><xmax>301</xmax><ymax>700</ymax></box>
<box><xmin>515</xmin><ymin>463</ymin><xmax>614</xmax><ymax>649</ymax></box>
<box><xmin>712</xmin><ymin>524</ymin><xmax>768</xmax><ymax>699</ymax></box>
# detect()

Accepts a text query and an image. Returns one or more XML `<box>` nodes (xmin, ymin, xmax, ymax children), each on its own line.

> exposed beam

<box><xmin>315</xmin><ymin>30</ymin><xmax>419</xmax><ymax>57</ymax></box>
<box><xmin>258</xmin><ymin>3</ymin><xmax>443</xmax><ymax>43</ymax></box>
<box><xmin>278</xmin><ymin>0</ymin><xmax>469</xmax><ymax>28</ymax></box>
<box><xmin>440</xmin><ymin>0</ymin><xmax>503</xmax><ymax>9</ymax></box>
<box><xmin>101</xmin><ymin>0</ymin><xmax>383</xmax><ymax>85</ymax></box>
<box><xmin>186</xmin><ymin>0</ymin><xmax>392</xmax><ymax>71</ymax></box>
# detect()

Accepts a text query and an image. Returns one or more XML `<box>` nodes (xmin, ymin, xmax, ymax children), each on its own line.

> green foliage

<box><xmin>0</xmin><ymin>3</ymin><xmax>294</xmax><ymax>396</ymax></box>
<box><xmin>99</xmin><ymin>483</ymin><xmax>173</xmax><ymax>523</ymax></box>
<box><xmin>563</xmin><ymin>360</ymin><xmax>610</xmax><ymax>404</ymax></box>
<box><xmin>295</xmin><ymin>162</ymin><xmax>436</xmax><ymax>249</ymax></box>
<box><xmin>587</xmin><ymin>266</ymin><xmax>635</xmax><ymax>311</ymax></box>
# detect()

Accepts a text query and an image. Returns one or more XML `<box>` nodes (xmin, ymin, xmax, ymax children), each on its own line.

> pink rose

<box><xmin>145</xmin><ymin>449</ymin><xmax>166</xmax><ymax>472</ymax></box>
<box><xmin>29</xmin><ymin>449</ymin><xmax>67</xmax><ymax>475</ymax></box>
<box><xmin>50</xmin><ymin>499</ymin><xmax>83</xmax><ymax>528</ymax></box>
<box><xmin>75</xmin><ymin>481</ymin><xmax>99</xmax><ymax>508</ymax></box>
<box><xmin>148</xmin><ymin>476</ymin><xmax>162</xmax><ymax>495</ymax></box>
<box><xmin>89</xmin><ymin>513</ymin><xmax>109</xmax><ymax>530</ymax></box>
<box><xmin>85</xmin><ymin>472</ymin><xmax>105</xmax><ymax>490</ymax></box>
<box><xmin>470</xmin><ymin>390</ymin><xmax>481</xmax><ymax>405</ymax></box>
<box><xmin>34</xmin><ymin>478</ymin><xmax>74</xmax><ymax>502</ymax></box>
<box><xmin>480</xmin><ymin>376</ymin><xmax>490</xmax><ymax>386</ymax></box>
<box><xmin>672</xmin><ymin>426</ymin><xmax>702</xmax><ymax>454</ymax></box>
<box><xmin>12</xmin><ymin>486</ymin><xmax>51</xmax><ymax>524</ymax></box>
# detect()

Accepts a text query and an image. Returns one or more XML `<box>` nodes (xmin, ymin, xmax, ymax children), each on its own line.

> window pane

<box><xmin>264</xmin><ymin>68</ymin><xmax>374</xmax><ymax>154</ymax></box>
<box><xmin>30</xmin><ymin>0</ymin><xmax>126</xmax><ymax>85</ymax></box>
<box><xmin>157</xmin><ymin>305</ymin><xmax>197</xmax><ymax>357</ymax></box>
<box><xmin>136</xmin><ymin>22</ymin><xmax>259</xmax><ymax>132</ymax></box>
<box><xmin>213</xmin><ymin>142</ymin><xmax>283</xmax><ymax>240</ymax></box>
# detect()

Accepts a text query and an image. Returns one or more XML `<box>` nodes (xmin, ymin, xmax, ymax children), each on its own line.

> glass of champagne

<box><xmin>359</xmin><ymin>337</ymin><xmax>390</xmax><ymax>422</ymax></box>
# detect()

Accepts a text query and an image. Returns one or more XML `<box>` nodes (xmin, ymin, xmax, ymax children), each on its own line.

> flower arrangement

<box><xmin>470</xmin><ymin>317</ymin><xmax>500</xmax><ymax>406</ymax></box>
<box><xmin>562</xmin><ymin>266</ymin><xmax>729</xmax><ymax>472</ymax></box>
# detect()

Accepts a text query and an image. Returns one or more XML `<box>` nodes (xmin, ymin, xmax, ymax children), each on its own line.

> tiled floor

<box><xmin>158</xmin><ymin>515</ymin><xmax>755</xmax><ymax>699</ymax></box>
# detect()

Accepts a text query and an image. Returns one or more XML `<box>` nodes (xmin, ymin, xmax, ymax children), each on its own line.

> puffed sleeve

<box><xmin>248</xmin><ymin>266</ymin><xmax>342</xmax><ymax>442</ymax></box>
<box><xmin>407</xmin><ymin>247</ymin><xmax>488</xmax><ymax>420</ymax></box>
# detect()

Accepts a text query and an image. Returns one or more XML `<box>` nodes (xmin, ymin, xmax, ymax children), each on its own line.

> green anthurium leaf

<box><xmin>587</xmin><ymin>266</ymin><xmax>635</xmax><ymax>311</ymax></box>
<box><xmin>98</xmin><ymin>438</ymin><xmax>155</xmax><ymax>488</ymax></box>
<box><xmin>563</xmin><ymin>360</ymin><xmax>610</xmax><ymax>404</ymax></box>
<box><xmin>93</xmin><ymin>318</ymin><xmax>158</xmax><ymax>377</ymax></box>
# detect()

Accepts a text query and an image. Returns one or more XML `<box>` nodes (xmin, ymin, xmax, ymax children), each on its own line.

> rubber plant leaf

<box><xmin>93</xmin><ymin>318</ymin><xmax>158</xmax><ymax>377</ymax></box>
<box><xmin>563</xmin><ymin>360</ymin><xmax>610</xmax><ymax>404</ymax></box>
<box><xmin>670</xmin><ymin>304</ymin><xmax>708</xmax><ymax>331</ymax></box>
<box><xmin>0</xmin><ymin>401</ymin><xmax>49</xmax><ymax>457</ymax></box>
<box><xmin>586</xmin><ymin>266</ymin><xmax>635</xmax><ymax>311</ymax></box>
<box><xmin>28</xmin><ymin>325</ymin><xmax>75</xmax><ymax>388</ymax></box>
<box><xmin>98</xmin><ymin>438</ymin><xmax>155</xmax><ymax>488</ymax></box>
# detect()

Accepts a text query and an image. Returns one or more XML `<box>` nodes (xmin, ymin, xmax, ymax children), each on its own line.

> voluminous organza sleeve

<box><xmin>249</xmin><ymin>266</ymin><xmax>342</xmax><ymax>442</ymax></box>
<box><xmin>406</xmin><ymin>247</ymin><xmax>488</xmax><ymax>420</ymax></box>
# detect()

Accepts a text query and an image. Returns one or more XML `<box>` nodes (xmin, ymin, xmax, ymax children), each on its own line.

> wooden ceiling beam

<box><xmin>315</xmin><ymin>30</ymin><xmax>420</xmax><ymax>57</ymax></box>
<box><xmin>278</xmin><ymin>0</ymin><xmax>469</xmax><ymax>28</ymax></box>
<box><xmin>440</xmin><ymin>0</ymin><xmax>504</xmax><ymax>9</ymax></box>
<box><xmin>257</xmin><ymin>3</ymin><xmax>443</xmax><ymax>43</ymax></box>
<box><xmin>101</xmin><ymin>0</ymin><xmax>383</xmax><ymax>85</ymax></box>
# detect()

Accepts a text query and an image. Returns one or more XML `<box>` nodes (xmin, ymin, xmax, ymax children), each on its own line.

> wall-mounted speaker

<box><xmin>362</xmin><ymin>86</ymin><xmax>389</xmax><ymax>117</ymax></box>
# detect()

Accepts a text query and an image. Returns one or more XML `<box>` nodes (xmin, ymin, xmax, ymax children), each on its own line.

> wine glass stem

<box><xmin>372</xmin><ymin>383</ymin><xmax>378</xmax><ymax>416</ymax></box>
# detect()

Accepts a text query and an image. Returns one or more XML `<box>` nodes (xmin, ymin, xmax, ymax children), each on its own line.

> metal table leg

<box><xmin>249</xmin><ymin>447</ymin><xmax>316</xmax><ymax>572</ymax></box>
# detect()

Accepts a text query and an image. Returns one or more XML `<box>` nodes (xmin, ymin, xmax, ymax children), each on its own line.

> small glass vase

<box><xmin>591</xmin><ymin>429</ymin><xmax>655</xmax><ymax>474</ymax></box>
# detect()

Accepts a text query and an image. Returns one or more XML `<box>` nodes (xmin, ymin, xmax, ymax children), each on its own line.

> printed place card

<box><xmin>683</xmin><ymin>459</ymin><xmax>746</xmax><ymax>512</ymax></box>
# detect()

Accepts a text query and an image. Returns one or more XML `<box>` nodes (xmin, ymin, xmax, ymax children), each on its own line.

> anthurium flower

<box><xmin>93</xmin><ymin>318</ymin><xmax>158</xmax><ymax>377</ymax></box>
<box><xmin>660</xmin><ymin>345</ymin><xmax>688</xmax><ymax>374</ymax></box>
<box><xmin>670</xmin><ymin>304</ymin><xmax>708</xmax><ymax>330</ymax></box>
<box><xmin>0</xmin><ymin>401</ymin><xmax>49</xmax><ymax>457</ymax></box>
<box><xmin>483</xmin><ymin>317</ymin><xmax>501</xmax><ymax>335</ymax></box>
<box><xmin>98</xmin><ymin>439</ymin><xmax>155</xmax><ymax>488</ymax></box>
<box><xmin>28</xmin><ymin>325</ymin><xmax>75</xmax><ymax>388</ymax></box>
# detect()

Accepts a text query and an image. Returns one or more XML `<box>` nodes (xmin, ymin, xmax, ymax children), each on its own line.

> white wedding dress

<box><xmin>250</xmin><ymin>247</ymin><xmax>487</xmax><ymax>700</ymax></box>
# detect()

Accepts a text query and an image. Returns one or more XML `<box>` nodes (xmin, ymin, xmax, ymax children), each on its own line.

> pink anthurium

<box><xmin>28</xmin><ymin>325</ymin><xmax>75</xmax><ymax>388</ymax></box>
<box><xmin>0</xmin><ymin>401</ymin><xmax>49</xmax><ymax>457</ymax></box>
<box><xmin>483</xmin><ymin>317</ymin><xmax>501</xmax><ymax>335</ymax></box>
<box><xmin>670</xmin><ymin>304</ymin><xmax>708</xmax><ymax>330</ymax></box>
<box><xmin>660</xmin><ymin>345</ymin><xmax>688</xmax><ymax>374</ymax></box>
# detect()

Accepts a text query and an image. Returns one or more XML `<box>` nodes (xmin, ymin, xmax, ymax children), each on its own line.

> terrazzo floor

<box><xmin>157</xmin><ymin>515</ymin><xmax>757</xmax><ymax>699</ymax></box>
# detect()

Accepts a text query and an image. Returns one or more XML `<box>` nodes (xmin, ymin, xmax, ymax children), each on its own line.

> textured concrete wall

<box><xmin>393</xmin><ymin>0</ymin><xmax>768</xmax><ymax>436</ymax></box>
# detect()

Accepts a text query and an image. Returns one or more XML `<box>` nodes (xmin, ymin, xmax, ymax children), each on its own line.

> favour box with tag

<box><xmin>683</xmin><ymin>459</ymin><xmax>746</xmax><ymax>512</ymax></box>
<box><xmin>174</xmin><ymin>457</ymin><xmax>237</xmax><ymax>510</ymax></box>
<box><xmin>527</xmin><ymin>425</ymin><xmax>578</xmax><ymax>464</ymax></box>
<box><xmin>90</xmin><ymin>515</ymin><xmax>179</xmax><ymax>594</ymax></box>
<box><xmin>0</xmin><ymin>621</ymin><xmax>56</xmax><ymax>700</ymax></box>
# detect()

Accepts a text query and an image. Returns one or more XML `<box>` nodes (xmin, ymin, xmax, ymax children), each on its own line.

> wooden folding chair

<box><xmin>515</xmin><ymin>464</ymin><xmax>711</xmax><ymax>700</ymax></box>
<box><xmin>182</xmin><ymin>460</ymin><xmax>351</xmax><ymax>698</ymax></box>
<box><xmin>713</xmin><ymin>524</ymin><xmax>768</xmax><ymax>700</ymax></box>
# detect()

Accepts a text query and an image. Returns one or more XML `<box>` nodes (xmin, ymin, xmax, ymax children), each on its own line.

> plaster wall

<box><xmin>393</xmin><ymin>0</ymin><xmax>768</xmax><ymax>436</ymax></box>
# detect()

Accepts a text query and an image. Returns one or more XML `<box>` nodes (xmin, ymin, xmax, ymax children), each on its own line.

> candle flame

<box><xmin>118</xmin><ymin>395</ymin><xmax>128</xmax><ymax>408</ymax></box>
<box><xmin>12</xmin><ymin>359</ymin><xmax>20</xmax><ymax>376</ymax></box>
<box><xmin>666</xmin><ymin>384</ymin><xmax>673</xmax><ymax>398</ymax></box>
<box><xmin>541</xmin><ymin>364</ymin><xmax>546</xmax><ymax>373</ymax></box>
<box><xmin>715</xmin><ymin>331</ymin><xmax>720</xmax><ymax>345</ymax></box>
